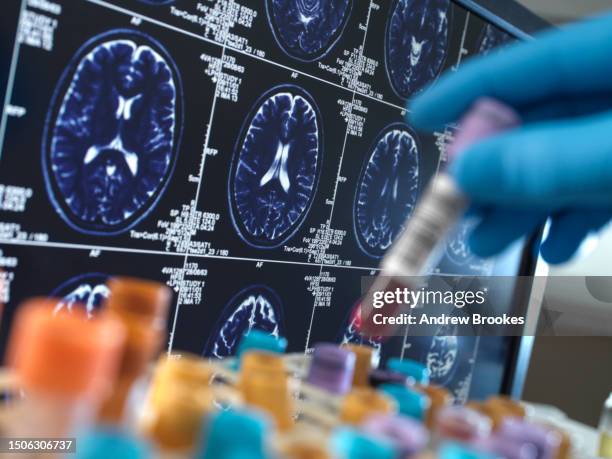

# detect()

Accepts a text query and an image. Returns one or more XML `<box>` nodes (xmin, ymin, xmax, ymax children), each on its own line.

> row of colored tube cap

<box><xmin>0</xmin><ymin>279</ymin><xmax>571</xmax><ymax>459</ymax></box>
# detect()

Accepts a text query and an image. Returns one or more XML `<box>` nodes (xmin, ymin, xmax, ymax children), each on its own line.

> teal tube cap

<box><xmin>331</xmin><ymin>428</ymin><xmax>397</xmax><ymax>459</ymax></box>
<box><xmin>379</xmin><ymin>384</ymin><xmax>430</xmax><ymax>421</ymax></box>
<box><xmin>75</xmin><ymin>429</ymin><xmax>150</xmax><ymax>459</ymax></box>
<box><xmin>237</xmin><ymin>330</ymin><xmax>288</xmax><ymax>360</ymax></box>
<box><xmin>197</xmin><ymin>409</ymin><xmax>269</xmax><ymax>459</ymax></box>
<box><xmin>387</xmin><ymin>358</ymin><xmax>429</xmax><ymax>385</ymax></box>
<box><xmin>439</xmin><ymin>442</ymin><xmax>500</xmax><ymax>459</ymax></box>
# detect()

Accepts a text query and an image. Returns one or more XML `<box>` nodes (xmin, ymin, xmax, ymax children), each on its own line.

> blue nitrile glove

<box><xmin>409</xmin><ymin>13</ymin><xmax>612</xmax><ymax>264</ymax></box>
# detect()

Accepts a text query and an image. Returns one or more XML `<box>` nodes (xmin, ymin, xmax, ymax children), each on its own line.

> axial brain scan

<box><xmin>385</xmin><ymin>0</ymin><xmax>450</xmax><ymax>98</ymax></box>
<box><xmin>43</xmin><ymin>30</ymin><xmax>182</xmax><ymax>235</ymax></box>
<box><xmin>354</xmin><ymin>123</ymin><xmax>420</xmax><ymax>258</ymax></box>
<box><xmin>266</xmin><ymin>0</ymin><xmax>352</xmax><ymax>61</ymax></box>
<box><xmin>445</xmin><ymin>220</ymin><xmax>475</xmax><ymax>266</ymax></box>
<box><xmin>204</xmin><ymin>285</ymin><xmax>284</xmax><ymax>359</ymax></box>
<box><xmin>229</xmin><ymin>85</ymin><xmax>322</xmax><ymax>248</ymax></box>
<box><xmin>50</xmin><ymin>273</ymin><xmax>110</xmax><ymax>318</ymax></box>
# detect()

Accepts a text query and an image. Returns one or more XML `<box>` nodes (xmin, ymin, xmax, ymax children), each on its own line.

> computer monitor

<box><xmin>0</xmin><ymin>0</ymin><xmax>547</xmax><ymax>401</ymax></box>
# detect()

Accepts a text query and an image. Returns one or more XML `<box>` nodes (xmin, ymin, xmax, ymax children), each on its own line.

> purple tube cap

<box><xmin>497</xmin><ymin>418</ymin><xmax>561</xmax><ymax>459</ymax></box>
<box><xmin>448</xmin><ymin>97</ymin><xmax>521</xmax><ymax>163</ymax></box>
<box><xmin>362</xmin><ymin>414</ymin><xmax>429</xmax><ymax>457</ymax></box>
<box><xmin>307</xmin><ymin>343</ymin><xmax>356</xmax><ymax>394</ymax></box>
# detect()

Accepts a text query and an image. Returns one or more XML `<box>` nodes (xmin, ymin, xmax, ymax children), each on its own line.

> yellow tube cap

<box><xmin>340</xmin><ymin>388</ymin><xmax>396</xmax><ymax>425</ymax></box>
<box><xmin>240</xmin><ymin>351</ymin><xmax>293</xmax><ymax>430</ymax></box>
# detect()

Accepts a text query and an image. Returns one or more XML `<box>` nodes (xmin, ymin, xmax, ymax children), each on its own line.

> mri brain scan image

<box><xmin>445</xmin><ymin>220</ymin><xmax>475</xmax><ymax>266</ymax></box>
<box><xmin>478</xmin><ymin>24</ymin><xmax>513</xmax><ymax>56</ymax></box>
<box><xmin>385</xmin><ymin>0</ymin><xmax>451</xmax><ymax>98</ymax></box>
<box><xmin>354</xmin><ymin>123</ymin><xmax>420</xmax><ymax>258</ymax></box>
<box><xmin>43</xmin><ymin>30</ymin><xmax>182</xmax><ymax>235</ymax></box>
<box><xmin>266</xmin><ymin>0</ymin><xmax>352</xmax><ymax>61</ymax></box>
<box><xmin>50</xmin><ymin>273</ymin><xmax>110</xmax><ymax>318</ymax></box>
<box><xmin>426</xmin><ymin>332</ymin><xmax>458</xmax><ymax>383</ymax></box>
<box><xmin>229</xmin><ymin>85</ymin><xmax>322</xmax><ymax>248</ymax></box>
<box><xmin>204</xmin><ymin>285</ymin><xmax>284</xmax><ymax>359</ymax></box>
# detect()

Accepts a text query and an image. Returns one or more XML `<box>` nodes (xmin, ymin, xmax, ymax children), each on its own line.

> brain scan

<box><xmin>354</xmin><ymin>123</ymin><xmax>420</xmax><ymax>258</ymax></box>
<box><xmin>426</xmin><ymin>333</ymin><xmax>458</xmax><ymax>383</ymax></box>
<box><xmin>204</xmin><ymin>285</ymin><xmax>284</xmax><ymax>359</ymax></box>
<box><xmin>385</xmin><ymin>0</ymin><xmax>451</xmax><ymax>98</ymax></box>
<box><xmin>445</xmin><ymin>220</ymin><xmax>475</xmax><ymax>266</ymax></box>
<box><xmin>266</xmin><ymin>0</ymin><xmax>352</xmax><ymax>61</ymax></box>
<box><xmin>478</xmin><ymin>24</ymin><xmax>513</xmax><ymax>56</ymax></box>
<box><xmin>50</xmin><ymin>273</ymin><xmax>110</xmax><ymax>318</ymax></box>
<box><xmin>229</xmin><ymin>85</ymin><xmax>322</xmax><ymax>248</ymax></box>
<box><xmin>43</xmin><ymin>30</ymin><xmax>182</xmax><ymax>235</ymax></box>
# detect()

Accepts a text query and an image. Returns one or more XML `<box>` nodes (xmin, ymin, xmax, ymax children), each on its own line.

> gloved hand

<box><xmin>409</xmin><ymin>13</ymin><xmax>612</xmax><ymax>264</ymax></box>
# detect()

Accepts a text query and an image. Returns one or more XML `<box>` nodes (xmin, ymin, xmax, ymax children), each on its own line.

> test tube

<box><xmin>496</xmin><ymin>418</ymin><xmax>562</xmax><ymax>459</ymax></box>
<box><xmin>362</xmin><ymin>414</ymin><xmax>429</xmax><ymax>458</ymax></box>
<box><xmin>98</xmin><ymin>277</ymin><xmax>172</xmax><ymax>424</ymax></box>
<box><xmin>75</xmin><ymin>428</ymin><xmax>151</xmax><ymax>459</ymax></box>
<box><xmin>142</xmin><ymin>354</ymin><xmax>214</xmax><ymax>451</ymax></box>
<box><xmin>339</xmin><ymin>388</ymin><xmax>396</xmax><ymax>425</ymax></box>
<box><xmin>379</xmin><ymin>384</ymin><xmax>430</xmax><ymax>422</ymax></box>
<box><xmin>196</xmin><ymin>408</ymin><xmax>270</xmax><ymax>459</ymax></box>
<box><xmin>306</xmin><ymin>344</ymin><xmax>356</xmax><ymax>395</ymax></box>
<box><xmin>331</xmin><ymin>428</ymin><xmax>398</xmax><ymax>459</ymax></box>
<box><xmin>7</xmin><ymin>299</ymin><xmax>125</xmax><ymax>439</ymax></box>
<box><xmin>357</xmin><ymin>98</ymin><xmax>520</xmax><ymax>339</ymax></box>
<box><xmin>599</xmin><ymin>393</ymin><xmax>612</xmax><ymax>458</ymax></box>
<box><xmin>433</xmin><ymin>405</ymin><xmax>493</xmax><ymax>444</ymax></box>
<box><xmin>416</xmin><ymin>384</ymin><xmax>451</xmax><ymax>428</ymax></box>
<box><xmin>387</xmin><ymin>358</ymin><xmax>430</xmax><ymax>386</ymax></box>
<box><xmin>240</xmin><ymin>351</ymin><xmax>294</xmax><ymax>431</ymax></box>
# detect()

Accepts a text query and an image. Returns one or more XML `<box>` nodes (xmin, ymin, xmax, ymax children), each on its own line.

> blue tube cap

<box><xmin>387</xmin><ymin>358</ymin><xmax>429</xmax><ymax>385</ymax></box>
<box><xmin>379</xmin><ymin>384</ymin><xmax>430</xmax><ymax>421</ymax></box>
<box><xmin>439</xmin><ymin>442</ymin><xmax>500</xmax><ymax>459</ymax></box>
<box><xmin>75</xmin><ymin>429</ymin><xmax>150</xmax><ymax>459</ymax></box>
<box><xmin>237</xmin><ymin>330</ymin><xmax>288</xmax><ymax>360</ymax></box>
<box><xmin>331</xmin><ymin>428</ymin><xmax>397</xmax><ymax>459</ymax></box>
<box><xmin>197</xmin><ymin>409</ymin><xmax>269</xmax><ymax>459</ymax></box>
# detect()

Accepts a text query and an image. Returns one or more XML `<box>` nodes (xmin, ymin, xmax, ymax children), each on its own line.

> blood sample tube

<box><xmin>362</xmin><ymin>414</ymin><xmax>429</xmax><ymax>458</ymax></box>
<box><xmin>433</xmin><ymin>406</ymin><xmax>492</xmax><ymax>444</ymax></box>
<box><xmin>142</xmin><ymin>354</ymin><xmax>214</xmax><ymax>451</ymax></box>
<box><xmin>339</xmin><ymin>388</ymin><xmax>396</xmax><ymax>425</ymax></box>
<box><xmin>7</xmin><ymin>299</ymin><xmax>125</xmax><ymax>439</ymax></box>
<box><xmin>357</xmin><ymin>98</ymin><xmax>520</xmax><ymax>339</ymax></box>
<box><xmin>239</xmin><ymin>351</ymin><xmax>294</xmax><ymax>430</ymax></box>
<box><xmin>98</xmin><ymin>277</ymin><xmax>171</xmax><ymax>424</ymax></box>
<box><xmin>307</xmin><ymin>344</ymin><xmax>356</xmax><ymax>395</ymax></box>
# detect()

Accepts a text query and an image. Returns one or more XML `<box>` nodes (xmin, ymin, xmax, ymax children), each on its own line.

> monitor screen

<box><xmin>0</xmin><ymin>0</ymin><xmax>534</xmax><ymax>401</ymax></box>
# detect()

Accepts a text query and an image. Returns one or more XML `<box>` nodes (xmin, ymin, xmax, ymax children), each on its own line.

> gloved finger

<box><xmin>540</xmin><ymin>210</ymin><xmax>612</xmax><ymax>264</ymax></box>
<box><xmin>451</xmin><ymin>110</ymin><xmax>612</xmax><ymax>209</ymax></box>
<box><xmin>467</xmin><ymin>210</ymin><xmax>545</xmax><ymax>258</ymax></box>
<box><xmin>408</xmin><ymin>13</ymin><xmax>612</xmax><ymax>130</ymax></box>
<box><xmin>521</xmin><ymin>91</ymin><xmax>612</xmax><ymax>123</ymax></box>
